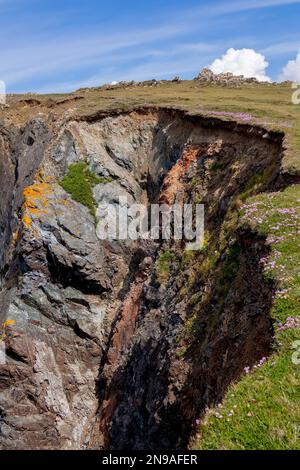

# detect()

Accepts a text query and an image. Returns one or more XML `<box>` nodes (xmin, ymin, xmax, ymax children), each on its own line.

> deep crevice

<box><xmin>81</xmin><ymin>107</ymin><xmax>286</xmax><ymax>450</ymax></box>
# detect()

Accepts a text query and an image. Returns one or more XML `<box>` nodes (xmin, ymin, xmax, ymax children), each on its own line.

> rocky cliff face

<box><xmin>0</xmin><ymin>107</ymin><xmax>284</xmax><ymax>449</ymax></box>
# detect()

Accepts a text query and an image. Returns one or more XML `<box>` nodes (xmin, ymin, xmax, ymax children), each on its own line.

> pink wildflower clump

<box><xmin>277</xmin><ymin>208</ymin><xmax>296</xmax><ymax>215</ymax></box>
<box><xmin>260</xmin><ymin>256</ymin><xmax>276</xmax><ymax>271</ymax></box>
<box><xmin>277</xmin><ymin>316</ymin><xmax>300</xmax><ymax>332</ymax></box>
<box><xmin>267</xmin><ymin>235</ymin><xmax>285</xmax><ymax>245</ymax></box>
<box><xmin>253</xmin><ymin>357</ymin><xmax>267</xmax><ymax>369</ymax></box>
<box><xmin>241</xmin><ymin>202</ymin><xmax>266</xmax><ymax>224</ymax></box>
<box><xmin>210</xmin><ymin>111</ymin><xmax>254</xmax><ymax>122</ymax></box>
<box><xmin>243</xmin><ymin>356</ymin><xmax>267</xmax><ymax>375</ymax></box>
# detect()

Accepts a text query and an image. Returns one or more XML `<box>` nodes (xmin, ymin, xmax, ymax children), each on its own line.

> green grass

<box><xmin>156</xmin><ymin>250</ymin><xmax>176</xmax><ymax>284</ymax></box>
<box><xmin>196</xmin><ymin>337</ymin><xmax>300</xmax><ymax>450</ymax></box>
<box><xmin>194</xmin><ymin>184</ymin><xmax>300</xmax><ymax>450</ymax></box>
<box><xmin>293</xmin><ymin>128</ymin><xmax>300</xmax><ymax>152</ymax></box>
<box><xmin>59</xmin><ymin>162</ymin><xmax>111</xmax><ymax>218</ymax></box>
<box><xmin>239</xmin><ymin>170</ymin><xmax>267</xmax><ymax>202</ymax></box>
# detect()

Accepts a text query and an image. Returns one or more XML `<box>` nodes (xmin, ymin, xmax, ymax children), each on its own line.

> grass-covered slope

<box><xmin>193</xmin><ymin>185</ymin><xmax>300</xmax><ymax>450</ymax></box>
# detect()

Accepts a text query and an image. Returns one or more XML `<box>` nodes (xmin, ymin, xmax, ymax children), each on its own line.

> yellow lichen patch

<box><xmin>3</xmin><ymin>319</ymin><xmax>15</xmax><ymax>328</ymax></box>
<box><xmin>22</xmin><ymin>214</ymin><xmax>31</xmax><ymax>229</ymax></box>
<box><xmin>22</xmin><ymin>177</ymin><xmax>53</xmax><ymax>230</ymax></box>
<box><xmin>56</xmin><ymin>197</ymin><xmax>70</xmax><ymax>206</ymax></box>
<box><xmin>0</xmin><ymin>319</ymin><xmax>15</xmax><ymax>342</ymax></box>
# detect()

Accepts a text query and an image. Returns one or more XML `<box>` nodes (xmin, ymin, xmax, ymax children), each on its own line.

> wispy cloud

<box><xmin>261</xmin><ymin>39</ymin><xmax>300</xmax><ymax>56</ymax></box>
<box><xmin>0</xmin><ymin>24</ymin><xmax>188</xmax><ymax>83</ymax></box>
<box><xmin>210</xmin><ymin>0</ymin><xmax>300</xmax><ymax>13</ymax></box>
<box><xmin>34</xmin><ymin>52</ymin><xmax>215</xmax><ymax>94</ymax></box>
<box><xmin>1</xmin><ymin>4</ymin><xmax>228</xmax><ymax>91</ymax></box>
<box><xmin>185</xmin><ymin>0</ymin><xmax>300</xmax><ymax>20</ymax></box>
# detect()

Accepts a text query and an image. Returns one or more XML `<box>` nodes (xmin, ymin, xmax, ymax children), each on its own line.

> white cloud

<box><xmin>281</xmin><ymin>49</ymin><xmax>300</xmax><ymax>81</ymax></box>
<box><xmin>208</xmin><ymin>48</ymin><xmax>271</xmax><ymax>81</ymax></box>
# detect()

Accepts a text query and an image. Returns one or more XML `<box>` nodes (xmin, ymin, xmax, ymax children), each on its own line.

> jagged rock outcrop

<box><xmin>0</xmin><ymin>107</ymin><xmax>284</xmax><ymax>449</ymax></box>
<box><xmin>195</xmin><ymin>68</ymin><xmax>260</xmax><ymax>87</ymax></box>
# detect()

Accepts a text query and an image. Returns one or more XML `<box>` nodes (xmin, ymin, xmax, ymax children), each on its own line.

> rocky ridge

<box><xmin>194</xmin><ymin>68</ymin><xmax>261</xmax><ymax>87</ymax></box>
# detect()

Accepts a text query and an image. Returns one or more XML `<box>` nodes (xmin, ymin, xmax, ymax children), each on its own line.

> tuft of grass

<box><xmin>220</xmin><ymin>243</ymin><xmax>241</xmax><ymax>284</ymax></box>
<box><xmin>210</xmin><ymin>160</ymin><xmax>228</xmax><ymax>172</ymax></box>
<box><xmin>156</xmin><ymin>250</ymin><xmax>176</xmax><ymax>284</ymax></box>
<box><xmin>59</xmin><ymin>162</ymin><xmax>111</xmax><ymax>218</ymax></box>
<box><xmin>239</xmin><ymin>170</ymin><xmax>266</xmax><ymax>202</ymax></box>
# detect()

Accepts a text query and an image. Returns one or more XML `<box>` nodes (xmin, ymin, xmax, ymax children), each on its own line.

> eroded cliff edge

<box><xmin>0</xmin><ymin>107</ymin><xmax>286</xmax><ymax>449</ymax></box>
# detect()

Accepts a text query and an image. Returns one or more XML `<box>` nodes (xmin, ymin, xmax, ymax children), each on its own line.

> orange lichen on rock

<box><xmin>159</xmin><ymin>146</ymin><xmax>201</xmax><ymax>206</ymax></box>
<box><xmin>22</xmin><ymin>177</ymin><xmax>52</xmax><ymax>230</ymax></box>
<box><xmin>159</xmin><ymin>141</ymin><xmax>223</xmax><ymax>206</ymax></box>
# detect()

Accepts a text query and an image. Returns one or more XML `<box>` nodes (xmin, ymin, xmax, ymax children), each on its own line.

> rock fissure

<box><xmin>0</xmin><ymin>107</ymin><xmax>286</xmax><ymax>449</ymax></box>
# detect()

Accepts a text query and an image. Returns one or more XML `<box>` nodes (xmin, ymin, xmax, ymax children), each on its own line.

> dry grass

<box><xmin>4</xmin><ymin>80</ymin><xmax>300</xmax><ymax>171</ymax></box>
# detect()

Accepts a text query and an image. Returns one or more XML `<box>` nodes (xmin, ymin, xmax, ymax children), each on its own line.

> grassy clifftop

<box><xmin>4</xmin><ymin>80</ymin><xmax>300</xmax><ymax>173</ymax></box>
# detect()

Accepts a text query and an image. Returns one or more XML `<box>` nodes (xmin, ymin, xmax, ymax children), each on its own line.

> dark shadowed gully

<box><xmin>0</xmin><ymin>107</ymin><xmax>285</xmax><ymax>449</ymax></box>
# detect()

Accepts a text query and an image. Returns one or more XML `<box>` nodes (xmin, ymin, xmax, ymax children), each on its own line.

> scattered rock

<box><xmin>194</xmin><ymin>68</ymin><xmax>261</xmax><ymax>87</ymax></box>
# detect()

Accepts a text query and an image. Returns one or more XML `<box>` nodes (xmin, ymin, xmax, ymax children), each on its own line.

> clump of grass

<box><xmin>239</xmin><ymin>171</ymin><xmax>265</xmax><ymax>201</ymax></box>
<box><xmin>220</xmin><ymin>243</ymin><xmax>241</xmax><ymax>284</ymax></box>
<box><xmin>59</xmin><ymin>162</ymin><xmax>111</xmax><ymax>218</ymax></box>
<box><xmin>180</xmin><ymin>249</ymin><xmax>196</xmax><ymax>270</ymax></box>
<box><xmin>210</xmin><ymin>160</ymin><xmax>228</xmax><ymax>171</ymax></box>
<box><xmin>156</xmin><ymin>250</ymin><xmax>176</xmax><ymax>284</ymax></box>
<box><xmin>293</xmin><ymin>128</ymin><xmax>300</xmax><ymax>152</ymax></box>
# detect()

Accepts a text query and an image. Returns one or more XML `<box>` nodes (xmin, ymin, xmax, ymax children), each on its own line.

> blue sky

<box><xmin>1</xmin><ymin>0</ymin><xmax>300</xmax><ymax>93</ymax></box>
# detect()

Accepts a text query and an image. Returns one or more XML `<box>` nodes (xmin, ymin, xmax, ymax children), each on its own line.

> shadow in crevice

<box><xmin>91</xmin><ymin>108</ymin><xmax>285</xmax><ymax>450</ymax></box>
<box><xmin>104</xmin><ymin>229</ymin><xmax>275</xmax><ymax>450</ymax></box>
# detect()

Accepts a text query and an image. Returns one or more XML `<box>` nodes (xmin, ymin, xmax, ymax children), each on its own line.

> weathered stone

<box><xmin>195</xmin><ymin>67</ymin><xmax>260</xmax><ymax>87</ymax></box>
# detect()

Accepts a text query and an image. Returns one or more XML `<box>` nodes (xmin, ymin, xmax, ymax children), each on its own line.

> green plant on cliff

<box><xmin>59</xmin><ymin>162</ymin><xmax>111</xmax><ymax>217</ymax></box>
<box><xmin>156</xmin><ymin>250</ymin><xmax>176</xmax><ymax>284</ymax></box>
